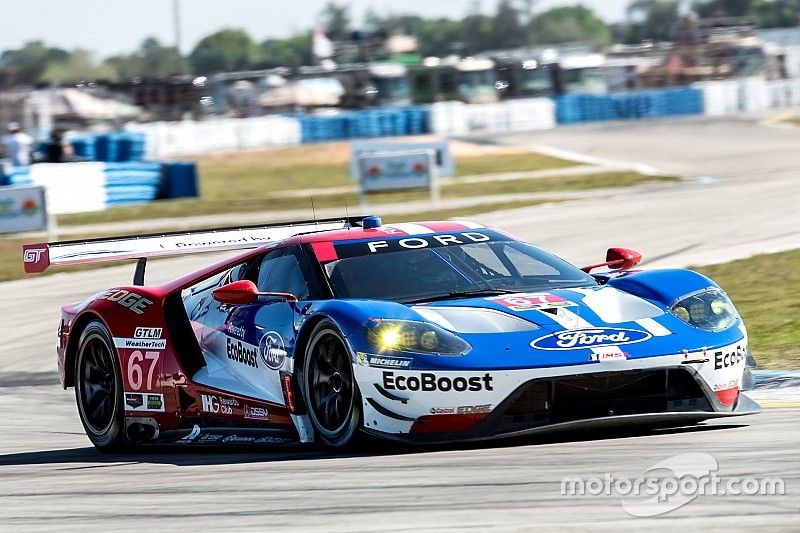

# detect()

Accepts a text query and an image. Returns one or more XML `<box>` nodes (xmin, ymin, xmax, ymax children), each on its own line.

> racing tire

<box><xmin>74</xmin><ymin>320</ymin><xmax>128</xmax><ymax>452</ymax></box>
<box><xmin>301</xmin><ymin>320</ymin><xmax>362</xmax><ymax>448</ymax></box>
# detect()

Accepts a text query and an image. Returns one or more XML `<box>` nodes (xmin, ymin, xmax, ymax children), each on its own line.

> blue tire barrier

<box><xmin>160</xmin><ymin>161</ymin><xmax>200</xmax><ymax>200</ymax></box>
<box><xmin>555</xmin><ymin>87</ymin><xmax>704</xmax><ymax>125</ymax></box>
<box><xmin>69</xmin><ymin>132</ymin><xmax>147</xmax><ymax>163</ymax></box>
<box><xmin>299</xmin><ymin>106</ymin><xmax>430</xmax><ymax>143</ymax></box>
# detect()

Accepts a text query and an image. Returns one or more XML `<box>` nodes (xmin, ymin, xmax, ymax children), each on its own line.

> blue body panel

<box><xmin>290</xmin><ymin>269</ymin><xmax>744</xmax><ymax>371</ymax></box>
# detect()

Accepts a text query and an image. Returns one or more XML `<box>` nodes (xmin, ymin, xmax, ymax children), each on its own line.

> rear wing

<box><xmin>23</xmin><ymin>216</ymin><xmax>363</xmax><ymax>284</ymax></box>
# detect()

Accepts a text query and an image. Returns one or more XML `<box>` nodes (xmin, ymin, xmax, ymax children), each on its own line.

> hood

<box><xmin>406</xmin><ymin>286</ymin><xmax>744</xmax><ymax>370</ymax></box>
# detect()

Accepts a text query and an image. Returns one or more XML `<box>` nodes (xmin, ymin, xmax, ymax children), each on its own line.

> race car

<box><xmin>23</xmin><ymin>215</ymin><xmax>759</xmax><ymax>450</ymax></box>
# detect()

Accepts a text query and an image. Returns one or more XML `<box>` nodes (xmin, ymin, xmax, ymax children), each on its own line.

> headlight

<box><xmin>363</xmin><ymin>319</ymin><xmax>471</xmax><ymax>356</ymax></box>
<box><xmin>670</xmin><ymin>288</ymin><xmax>738</xmax><ymax>332</ymax></box>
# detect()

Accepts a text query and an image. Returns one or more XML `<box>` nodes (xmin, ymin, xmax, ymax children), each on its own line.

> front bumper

<box><xmin>356</xmin><ymin>348</ymin><xmax>758</xmax><ymax>443</ymax></box>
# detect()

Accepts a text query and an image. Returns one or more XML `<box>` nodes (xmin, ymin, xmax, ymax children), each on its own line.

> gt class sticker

<box><xmin>531</xmin><ymin>327</ymin><xmax>652</xmax><ymax>350</ymax></box>
<box><xmin>488</xmin><ymin>293</ymin><xmax>575</xmax><ymax>311</ymax></box>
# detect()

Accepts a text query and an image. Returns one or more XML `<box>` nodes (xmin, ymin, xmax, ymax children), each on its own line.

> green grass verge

<box><xmin>695</xmin><ymin>249</ymin><xmax>800</xmax><ymax>369</ymax></box>
<box><xmin>56</xmin><ymin>149</ymin><xmax>574</xmax><ymax>226</ymax></box>
<box><xmin>58</xmin><ymin>170</ymin><xmax>669</xmax><ymax>226</ymax></box>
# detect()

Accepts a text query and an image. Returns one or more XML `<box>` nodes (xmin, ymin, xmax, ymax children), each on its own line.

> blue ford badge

<box><xmin>531</xmin><ymin>328</ymin><xmax>652</xmax><ymax>350</ymax></box>
<box><xmin>259</xmin><ymin>331</ymin><xmax>287</xmax><ymax>370</ymax></box>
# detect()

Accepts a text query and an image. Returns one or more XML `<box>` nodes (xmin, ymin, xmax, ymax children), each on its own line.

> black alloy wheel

<box><xmin>302</xmin><ymin>320</ymin><xmax>361</xmax><ymax>448</ymax></box>
<box><xmin>75</xmin><ymin>321</ymin><xmax>127</xmax><ymax>451</ymax></box>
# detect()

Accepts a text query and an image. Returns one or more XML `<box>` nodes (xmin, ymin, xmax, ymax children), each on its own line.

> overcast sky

<box><xmin>0</xmin><ymin>1</ymin><xmax>633</xmax><ymax>58</ymax></box>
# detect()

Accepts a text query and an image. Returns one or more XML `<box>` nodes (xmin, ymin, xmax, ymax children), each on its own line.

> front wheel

<box><xmin>74</xmin><ymin>320</ymin><xmax>128</xmax><ymax>451</ymax></box>
<box><xmin>302</xmin><ymin>320</ymin><xmax>362</xmax><ymax>448</ymax></box>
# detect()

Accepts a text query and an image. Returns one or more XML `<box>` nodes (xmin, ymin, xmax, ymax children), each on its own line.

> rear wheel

<box><xmin>74</xmin><ymin>321</ymin><xmax>128</xmax><ymax>451</ymax></box>
<box><xmin>302</xmin><ymin>320</ymin><xmax>362</xmax><ymax>448</ymax></box>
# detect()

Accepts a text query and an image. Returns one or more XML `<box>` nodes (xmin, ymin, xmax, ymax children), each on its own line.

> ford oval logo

<box><xmin>530</xmin><ymin>327</ymin><xmax>652</xmax><ymax>351</ymax></box>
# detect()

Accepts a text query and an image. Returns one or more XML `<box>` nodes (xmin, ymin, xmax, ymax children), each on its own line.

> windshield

<box><xmin>323</xmin><ymin>231</ymin><xmax>596</xmax><ymax>303</ymax></box>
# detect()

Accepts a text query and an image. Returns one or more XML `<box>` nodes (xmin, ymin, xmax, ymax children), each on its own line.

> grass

<box><xmin>695</xmin><ymin>249</ymin><xmax>800</xmax><ymax>370</ymax></box>
<box><xmin>58</xmin><ymin>170</ymin><xmax>669</xmax><ymax>226</ymax></box>
<box><xmin>57</xmin><ymin>148</ymin><xmax>575</xmax><ymax>226</ymax></box>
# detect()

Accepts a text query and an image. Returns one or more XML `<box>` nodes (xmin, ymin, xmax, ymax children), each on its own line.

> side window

<box><xmin>257</xmin><ymin>247</ymin><xmax>311</xmax><ymax>299</ymax></box>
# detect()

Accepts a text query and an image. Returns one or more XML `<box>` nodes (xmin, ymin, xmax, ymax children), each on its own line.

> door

<box><xmin>191</xmin><ymin>246</ymin><xmax>318</xmax><ymax>405</ymax></box>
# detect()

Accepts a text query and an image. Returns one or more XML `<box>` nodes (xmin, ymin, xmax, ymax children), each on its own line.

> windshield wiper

<box><xmin>404</xmin><ymin>288</ymin><xmax>518</xmax><ymax>304</ymax></box>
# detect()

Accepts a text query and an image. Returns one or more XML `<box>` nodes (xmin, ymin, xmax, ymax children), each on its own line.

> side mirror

<box><xmin>212</xmin><ymin>280</ymin><xmax>299</xmax><ymax>305</ymax></box>
<box><xmin>213</xmin><ymin>280</ymin><xmax>260</xmax><ymax>305</ymax></box>
<box><xmin>581</xmin><ymin>247</ymin><xmax>642</xmax><ymax>273</ymax></box>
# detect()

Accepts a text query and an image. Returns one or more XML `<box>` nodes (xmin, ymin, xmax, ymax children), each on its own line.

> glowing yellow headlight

<box><xmin>378</xmin><ymin>327</ymin><xmax>401</xmax><ymax>349</ymax></box>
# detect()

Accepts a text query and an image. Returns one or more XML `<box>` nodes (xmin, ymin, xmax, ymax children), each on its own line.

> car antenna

<box><xmin>310</xmin><ymin>197</ymin><xmax>317</xmax><ymax>225</ymax></box>
<box><xmin>344</xmin><ymin>198</ymin><xmax>350</xmax><ymax>230</ymax></box>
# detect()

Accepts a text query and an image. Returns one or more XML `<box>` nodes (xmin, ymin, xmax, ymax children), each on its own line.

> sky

<box><xmin>0</xmin><ymin>1</ymin><xmax>633</xmax><ymax>58</ymax></box>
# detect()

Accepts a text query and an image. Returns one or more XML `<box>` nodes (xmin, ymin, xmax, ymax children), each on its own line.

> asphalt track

<box><xmin>1</xmin><ymin>115</ymin><xmax>798</xmax><ymax>531</ymax></box>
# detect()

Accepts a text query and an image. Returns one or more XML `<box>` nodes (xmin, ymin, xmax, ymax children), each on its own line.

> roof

<box><xmin>285</xmin><ymin>220</ymin><xmax>490</xmax><ymax>245</ymax></box>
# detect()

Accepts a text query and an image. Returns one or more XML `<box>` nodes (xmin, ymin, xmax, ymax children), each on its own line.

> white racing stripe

<box><xmin>541</xmin><ymin>306</ymin><xmax>594</xmax><ymax>330</ymax></box>
<box><xmin>451</xmin><ymin>220</ymin><xmax>484</xmax><ymax>229</ymax></box>
<box><xmin>636</xmin><ymin>318</ymin><xmax>672</xmax><ymax>336</ymax></box>
<box><xmin>384</xmin><ymin>223</ymin><xmax>436</xmax><ymax>235</ymax></box>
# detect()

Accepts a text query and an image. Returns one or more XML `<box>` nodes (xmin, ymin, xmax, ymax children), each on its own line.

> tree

<box><xmin>105</xmin><ymin>37</ymin><xmax>187</xmax><ymax>79</ymax></box>
<box><xmin>40</xmin><ymin>49</ymin><xmax>117</xmax><ymax>83</ymax></box>
<box><xmin>626</xmin><ymin>0</ymin><xmax>681</xmax><ymax>43</ymax></box>
<box><xmin>531</xmin><ymin>6</ymin><xmax>612</xmax><ymax>46</ymax></box>
<box><xmin>492</xmin><ymin>1</ymin><xmax>527</xmax><ymax>49</ymax></box>
<box><xmin>0</xmin><ymin>41</ymin><xmax>69</xmax><ymax>86</ymax></box>
<box><xmin>261</xmin><ymin>34</ymin><xmax>313</xmax><ymax>68</ymax></box>
<box><xmin>189</xmin><ymin>28</ymin><xmax>264</xmax><ymax>74</ymax></box>
<box><xmin>320</xmin><ymin>2</ymin><xmax>351</xmax><ymax>41</ymax></box>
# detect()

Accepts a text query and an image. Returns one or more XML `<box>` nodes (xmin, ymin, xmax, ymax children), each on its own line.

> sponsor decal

<box><xmin>176</xmin><ymin>424</ymin><xmax>201</xmax><ymax>444</ymax></box>
<box><xmin>98</xmin><ymin>289</ymin><xmax>154</xmax><ymax>315</ymax></box>
<box><xmin>258</xmin><ymin>331</ymin><xmax>287</xmax><ymax>371</ymax></box>
<box><xmin>23</xmin><ymin>248</ymin><xmax>45</xmax><ymax>263</ymax></box>
<box><xmin>382</xmin><ymin>371</ymin><xmax>493</xmax><ymax>392</ymax></box>
<box><xmin>227</xmin><ymin>337</ymin><xmax>258</xmax><ymax>368</ymax></box>
<box><xmin>590</xmin><ymin>350</ymin><xmax>629</xmax><ymax>362</ymax></box>
<box><xmin>124</xmin><ymin>392</ymin><xmax>165</xmax><ymax>412</ymax></box>
<box><xmin>199</xmin><ymin>433</ymin><xmax>224</xmax><ymax>444</ymax></box>
<box><xmin>222</xmin><ymin>435</ymin><xmax>256</xmax><ymax>444</ymax></box>
<box><xmin>356</xmin><ymin>352</ymin><xmax>368</xmax><ymax>366</ymax></box>
<box><xmin>714</xmin><ymin>346</ymin><xmax>745</xmax><ymax>370</ymax></box>
<box><xmin>134</xmin><ymin>327</ymin><xmax>162</xmax><ymax>339</ymax></box>
<box><xmin>253</xmin><ymin>436</ymin><xmax>292</xmax><ymax>445</ymax></box>
<box><xmin>531</xmin><ymin>328</ymin><xmax>652</xmax><ymax>351</ymax></box>
<box><xmin>243</xmin><ymin>404</ymin><xmax>270</xmax><ymax>421</ymax></box>
<box><xmin>201</xmin><ymin>394</ymin><xmax>239</xmax><ymax>415</ymax></box>
<box><xmin>489</xmin><ymin>293</ymin><xmax>575</xmax><ymax>311</ymax></box>
<box><xmin>114</xmin><ymin>337</ymin><xmax>167</xmax><ymax>350</ymax></box>
<box><xmin>146</xmin><ymin>394</ymin><xmax>163</xmax><ymax>411</ymax></box>
<box><xmin>333</xmin><ymin>230</ymin><xmax>506</xmax><ymax>259</ymax></box>
<box><xmin>125</xmin><ymin>393</ymin><xmax>144</xmax><ymax>409</ymax></box>
<box><xmin>226</xmin><ymin>323</ymin><xmax>246</xmax><ymax>338</ymax></box>
<box><xmin>368</xmin><ymin>355</ymin><xmax>413</xmax><ymax>369</ymax></box>
<box><xmin>429</xmin><ymin>404</ymin><xmax>492</xmax><ymax>415</ymax></box>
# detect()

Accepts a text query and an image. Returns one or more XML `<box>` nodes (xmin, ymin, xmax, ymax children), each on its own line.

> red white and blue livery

<box><xmin>23</xmin><ymin>216</ymin><xmax>759</xmax><ymax>449</ymax></box>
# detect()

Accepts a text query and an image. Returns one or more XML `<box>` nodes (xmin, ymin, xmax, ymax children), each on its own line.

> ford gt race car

<box><xmin>23</xmin><ymin>216</ymin><xmax>759</xmax><ymax>450</ymax></box>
